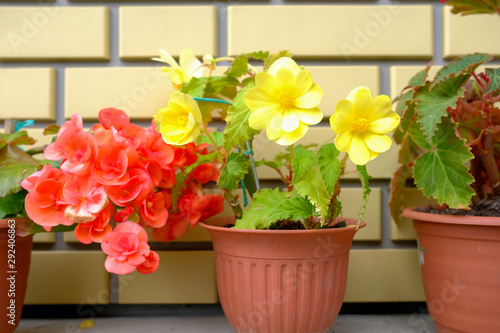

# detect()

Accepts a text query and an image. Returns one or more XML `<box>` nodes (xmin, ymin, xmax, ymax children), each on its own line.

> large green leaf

<box><xmin>234</xmin><ymin>188</ymin><xmax>288</xmax><ymax>229</ymax></box>
<box><xmin>413</xmin><ymin>117</ymin><xmax>475</xmax><ymax>208</ymax></box>
<box><xmin>218</xmin><ymin>152</ymin><xmax>250</xmax><ymax>191</ymax></box>
<box><xmin>291</xmin><ymin>145</ymin><xmax>314</xmax><ymax>184</ymax></box>
<box><xmin>180</xmin><ymin>77</ymin><xmax>209</xmax><ymax>98</ymax></box>
<box><xmin>434</xmin><ymin>53</ymin><xmax>491</xmax><ymax>83</ymax></box>
<box><xmin>245</xmin><ymin>51</ymin><xmax>269</xmax><ymax>61</ymax></box>
<box><xmin>316</xmin><ymin>143</ymin><xmax>341</xmax><ymax>196</ymax></box>
<box><xmin>292</xmin><ymin>167</ymin><xmax>330</xmax><ymax>221</ymax></box>
<box><xmin>0</xmin><ymin>191</ymin><xmax>26</xmax><ymax>219</ymax></box>
<box><xmin>223</xmin><ymin>83</ymin><xmax>261</xmax><ymax>151</ymax></box>
<box><xmin>266</xmin><ymin>196</ymin><xmax>316</xmax><ymax>224</ymax></box>
<box><xmin>486</xmin><ymin>68</ymin><xmax>500</xmax><ymax>94</ymax></box>
<box><xmin>225</xmin><ymin>55</ymin><xmax>249</xmax><ymax>79</ymax></box>
<box><xmin>415</xmin><ymin>76</ymin><xmax>466</xmax><ymax>143</ymax></box>
<box><xmin>0</xmin><ymin>163</ymin><xmax>37</xmax><ymax>197</ymax></box>
<box><xmin>447</xmin><ymin>0</ymin><xmax>500</xmax><ymax>15</ymax></box>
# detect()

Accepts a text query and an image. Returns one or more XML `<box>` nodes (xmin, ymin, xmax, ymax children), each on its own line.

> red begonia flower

<box><xmin>44</xmin><ymin>113</ymin><xmax>83</xmax><ymax>161</ymax></box>
<box><xmin>152</xmin><ymin>212</ymin><xmax>189</xmax><ymax>243</ymax></box>
<box><xmin>98</xmin><ymin>108</ymin><xmax>130</xmax><ymax>130</ymax></box>
<box><xmin>140</xmin><ymin>192</ymin><xmax>168</xmax><ymax>228</ymax></box>
<box><xmin>74</xmin><ymin>202</ymin><xmax>114</xmax><ymax>244</ymax></box>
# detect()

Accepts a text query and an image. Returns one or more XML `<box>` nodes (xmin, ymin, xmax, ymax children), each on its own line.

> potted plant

<box><xmin>389</xmin><ymin>52</ymin><xmax>500</xmax><ymax>332</ymax></box>
<box><xmin>0</xmin><ymin>121</ymin><xmax>64</xmax><ymax>332</ymax></box>
<box><xmin>151</xmin><ymin>49</ymin><xmax>400</xmax><ymax>333</ymax></box>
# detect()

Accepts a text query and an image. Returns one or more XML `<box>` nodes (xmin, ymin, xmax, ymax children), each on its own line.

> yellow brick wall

<box><xmin>1</xmin><ymin>1</ymin><xmax>498</xmax><ymax>307</ymax></box>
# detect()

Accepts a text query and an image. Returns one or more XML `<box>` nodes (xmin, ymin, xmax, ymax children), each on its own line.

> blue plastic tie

<box><xmin>15</xmin><ymin>119</ymin><xmax>34</xmax><ymax>132</ymax></box>
<box><xmin>240</xmin><ymin>179</ymin><xmax>249</xmax><ymax>207</ymax></box>
<box><xmin>193</xmin><ymin>97</ymin><xmax>233</xmax><ymax>106</ymax></box>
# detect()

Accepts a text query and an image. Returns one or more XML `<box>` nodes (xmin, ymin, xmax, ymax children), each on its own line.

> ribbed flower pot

<box><xmin>0</xmin><ymin>218</ymin><xmax>33</xmax><ymax>333</ymax></box>
<box><xmin>200</xmin><ymin>218</ymin><xmax>364</xmax><ymax>333</ymax></box>
<box><xmin>403</xmin><ymin>207</ymin><xmax>500</xmax><ymax>333</ymax></box>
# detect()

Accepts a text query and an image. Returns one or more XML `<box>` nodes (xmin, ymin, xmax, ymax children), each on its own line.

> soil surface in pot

<box><xmin>222</xmin><ymin>220</ymin><xmax>348</xmax><ymax>230</ymax></box>
<box><xmin>418</xmin><ymin>196</ymin><xmax>500</xmax><ymax>217</ymax></box>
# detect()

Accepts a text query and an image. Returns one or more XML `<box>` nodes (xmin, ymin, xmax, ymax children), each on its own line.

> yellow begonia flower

<box><xmin>330</xmin><ymin>86</ymin><xmax>400</xmax><ymax>166</ymax></box>
<box><xmin>152</xmin><ymin>49</ymin><xmax>203</xmax><ymax>88</ymax></box>
<box><xmin>244</xmin><ymin>57</ymin><xmax>323</xmax><ymax>145</ymax></box>
<box><xmin>154</xmin><ymin>91</ymin><xmax>202</xmax><ymax>145</ymax></box>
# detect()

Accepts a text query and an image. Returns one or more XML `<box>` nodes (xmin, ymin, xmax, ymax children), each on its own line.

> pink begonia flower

<box><xmin>98</xmin><ymin>107</ymin><xmax>130</xmax><ymax>130</ymax></box>
<box><xmin>60</xmin><ymin>131</ymin><xmax>98</xmax><ymax>176</ymax></box>
<box><xmin>115</xmin><ymin>206</ymin><xmax>134</xmax><ymax>223</ymax></box>
<box><xmin>140</xmin><ymin>192</ymin><xmax>168</xmax><ymax>229</ymax></box>
<box><xmin>152</xmin><ymin>212</ymin><xmax>189</xmax><ymax>243</ymax></box>
<box><xmin>91</xmin><ymin>142</ymin><xmax>131</xmax><ymax>185</ymax></box>
<box><xmin>101</xmin><ymin>221</ymin><xmax>159</xmax><ymax>275</ymax></box>
<box><xmin>44</xmin><ymin>113</ymin><xmax>84</xmax><ymax>161</ymax></box>
<box><xmin>63</xmin><ymin>176</ymin><xmax>109</xmax><ymax>224</ymax></box>
<box><xmin>21</xmin><ymin>165</ymin><xmax>73</xmax><ymax>231</ymax></box>
<box><xmin>104</xmin><ymin>167</ymin><xmax>154</xmax><ymax>207</ymax></box>
<box><xmin>137</xmin><ymin>251</ymin><xmax>160</xmax><ymax>275</ymax></box>
<box><xmin>179</xmin><ymin>194</ymin><xmax>225</xmax><ymax>227</ymax></box>
<box><xmin>74</xmin><ymin>203</ymin><xmax>114</xmax><ymax>244</ymax></box>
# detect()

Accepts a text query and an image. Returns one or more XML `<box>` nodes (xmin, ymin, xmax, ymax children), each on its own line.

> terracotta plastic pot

<box><xmin>403</xmin><ymin>207</ymin><xmax>500</xmax><ymax>333</ymax></box>
<box><xmin>200</xmin><ymin>218</ymin><xmax>365</xmax><ymax>333</ymax></box>
<box><xmin>0</xmin><ymin>218</ymin><xmax>33</xmax><ymax>333</ymax></box>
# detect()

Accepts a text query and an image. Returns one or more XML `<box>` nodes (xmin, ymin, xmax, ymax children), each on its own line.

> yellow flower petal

<box><xmin>368</xmin><ymin>117</ymin><xmax>400</xmax><ymax>134</ymax></box>
<box><xmin>152</xmin><ymin>49</ymin><xmax>179</xmax><ymax>68</ymax></box>
<box><xmin>274</xmin><ymin>123</ymin><xmax>309</xmax><ymax>146</ymax></box>
<box><xmin>248</xmin><ymin>105</ymin><xmax>280</xmax><ymax>130</ymax></box>
<box><xmin>363</xmin><ymin>132</ymin><xmax>392</xmax><ymax>153</ymax></box>
<box><xmin>294</xmin><ymin>106</ymin><xmax>323</xmax><ymax>125</ymax></box>
<box><xmin>180</xmin><ymin>48</ymin><xmax>203</xmax><ymax>78</ymax></box>
<box><xmin>330</xmin><ymin>111</ymin><xmax>354</xmax><ymax>133</ymax></box>
<box><xmin>347</xmin><ymin>86</ymin><xmax>373</xmax><ymax>102</ymax></box>
<box><xmin>291</xmin><ymin>70</ymin><xmax>313</xmax><ymax>98</ymax></box>
<box><xmin>334</xmin><ymin>130</ymin><xmax>354</xmax><ymax>152</ymax></box>
<box><xmin>348</xmin><ymin>133</ymin><xmax>371</xmax><ymax>165</ymax></box>
<box><xmin>352</xmin><ymin>88</ymin><xmax>372</xmax><ymax>119</ymax></box>
<box><xmin>293</xmin><ymin>83</ymin><xmax>323</xmax><ymax>109</ymax></box>
<box><xmin>255</xmin><ymin>72</ymin><xmax>280</xmax><ymax>99</ymax></box>
<box><xmin>275</xmin><ymin>68</ymin><xmax>294</xmax><ymax>92</ymax></box>
<box><xmin>368</xmin><ymin>95</ymin><xmax>392</xmax><ymax>121</ymax></box>
<box><xmin>267</xmin><ymin>57</ymin><xmax>300</xmax><ymax>77</ymax></box>
<box><xmin>282</xmin><ymin>110</ymin><xmax>300</xmax><ymax>132</ymax></box>
<box><xmin>334</xmin><ymin>99</ymin><xmax>353</xmax><ymax>117</ymax></box>
<box><xmin>244</xmin><ymin>87</ymin><xmax>279</xmax><ymax>110</ymax></box>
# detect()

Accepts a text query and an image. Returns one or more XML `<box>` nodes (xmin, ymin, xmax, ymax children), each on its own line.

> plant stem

<box><xmin>472</xmin><ymin>71</ymin><xmax>485</xmax><ymax>89</ymax></box>
<box><xmin>481</xmin><ymin>129</ymin><xmax>500</xmax><ymax>196</ymax></box>
<box><xmin>288</xmin><ymin>144</ymin><xmax>294</xmax><ymax>185</ymax></box>
<box><xmin>224</xmin><ymin>190</ymin><xmax>243</xmax><ymax>220</ymax></box>
<box><xmin>491</xmin><ymin>94</ymin><xmax>500</xmax><ymax>104</ymax></box>
<box><xmin>202</xmin><ymin>124</ymin><xmax>225</xmax><ymax>163</ymax></box>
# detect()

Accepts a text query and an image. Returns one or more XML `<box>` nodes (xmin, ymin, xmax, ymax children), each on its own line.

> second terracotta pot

<box><xmin>200</xmin><ymin>218</ymin><xmax>364</xmax><ymax>333</ymax></box>
<box><xmin>403</xmin><ymin>207</ymin><xmax>500</xmax><ymax>333</ymax></box>
<box><xmin>0</xmin><ymin>218</ymin><xmax>33</xmax><ymax>333</ymax></box>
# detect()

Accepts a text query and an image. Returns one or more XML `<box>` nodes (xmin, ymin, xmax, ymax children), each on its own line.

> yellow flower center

<box><xmin>279</xmin><ymin>93</ymin><xmax>294</xmax><ymax>108</ymax></box>
<box><xmin>354</xmin><ymin>118</ymin><xmax>370</xmax><ymax>133</ymax></box>
<box><xmin>177</xmin><ymin>115</ymin><xmax>189</xmax><ymax>127</ymax></box>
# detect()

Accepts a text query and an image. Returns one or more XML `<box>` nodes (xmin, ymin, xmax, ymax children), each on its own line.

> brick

<box><xmin>344</xmin><ymin>249</ymin><xmax>425</xmax><ymax>302</ymax></box>
<box><xmin>65</xmin><ymin>67</ymin><xmax>175</xmax><ymax>119</ymax></box>
<box><xmin>308</xmin><ymin>66</ymin><xmax>380</xmax><ymax>117</ymax></box>
<box><xmin>0</xmin><ymin>68</ymin><xmax>56</xmax><ymax>120</ymax></box>
<box><xmin>25</xmin><ymin>251</ymin><xmax>109</xmax><ymax>304</ymax></box>
<box><xmin>0</xmin><ymin>7</ymin><xmax>109</xmax><ymax>60</ymax></box>
<box><xmin>33</xmin><ymin>233</ymin><xmax>55</xmax><ymax>244</ymax></box>
<box><xmin>253</xmin><ymin>127</ymin><xmax>399</xmax><ymax>180</ymax></box>
<box><xmin>118</xmin><ymin>251</ymin><xmax>218</xmax><ymax>304</ymax></box>
<box><xmin>228</xmin><ymin>5</ymin><xmax>433</xmax><ymax>59</ymax></box>
<box><xmin>119</xmin><ymin>6</ymin><xmax>218</xmax><ymax>60</ymax></box>
<box><xmin>389</xmin><ymin>66</ymin><xmax>440</xmax><ymax>99</ymax></box>
<box><xmin>341</xmin><ymin>188</ymin><xmax>382</xmax><ymax>241</ymax></box>
<box><xmin>443</xmin><ymin>7</ymin><xmax>500</xmax><ymax>59</ymax></box>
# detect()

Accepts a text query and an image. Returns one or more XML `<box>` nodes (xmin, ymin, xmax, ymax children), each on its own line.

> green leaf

<box><xmin>356</xmin><ymin>165</ymin><xmax>372</xmax><ymax>224</ymax></box>
<box><xmin>292</xmin><ymin>167</ymin><xmax>330</xmax><ymax>222</ymax></box>
<box><xmin>0</xmin><ymin>191</ymin><xmax>26</xmax><ymax>219</ymax></box>
<box><xmin>209</xmin><ymin>76</ymin><xmax>240</xmax><ymax>93</ymax></box>
<box><xmin>180</xmin><ymin>77</ymin><xmax>209</xmax><ymax>98</ymax></box>
<box><xmin>223</xmin><ymin>83</ymin><xmax>261</xmax><ymax>151</ymax></box>
<box><xmin>447</xmin><ymin>0</ymin><xmax>500</xmax><ymax>15</ymax></box>
<box><xmin>29</xmin><ymin>222</ymin><xmax>77</xmax><ymax>235</ymax></box>
<box><xmin>234</xmin><ymin>188</ymin><xmax>288</xmax><ymax>229</ymax></box>
<box><xmin>255</xmin><ymin>159</ymin><xmax>285</xmax><ymax>171</ymax></box>
<box><xmin>198</xmin><ymin>131</ymin><xmax>224</xmax><ymax>147</ymax></box>
<box><xmin>316</xmin><ymin>143</ymin><xmax>341</xmax><ymax>196</ymax></box>
<box><xmin>291</xmin><ymin>145</ymin><xmax>315</xmax><ymax>184</ymax></box>
<box><xmin>415</xmin><ymin>76</ymin><xmax>466</xmax><ymax>143</ymax></box>
<box><xmin>43</xmin><ymin>124</ymin><xmax>60</xmax><ymax>135</ymax></box>
<box><xmin>486</xmin><ymin>68</ymin><xmax>500</xmax><ymax>94</ymax></box>
<box><xmin>266</xmin><ymin>196</ymin><xmax>316</xmax><ymax>223</ymax></box>
<box><xmin>413</xmin><ymin>117</ymin><xmax>475</xmax><ymax>208</ymax></box>
<box><xmin>245</xmin><ymin>51</ymin><xmax>269</xmax><ymax>61</ymax></box>
<box><xmin>409</xmin><ymin>67</ymin><xmax>430</xmax><ymax>87</ymax></box>
<box><xmin>0</xmin><ymin>163</ymin><xmax>37</xmax><ymax>197</ymax></box>
<box><xmin>225</xmin><ymin>55</ymin><xmax>248</xmax><ymax>78</ymax></box>
<box><xmin>434</xmin><ymin>53</ymin><xmax>491</xmax><ymax>83</ymax></box>
<box><xmin>218</xmin><ymin>152</ymin><xmax>250</xmax><ymax>191</ymax></box>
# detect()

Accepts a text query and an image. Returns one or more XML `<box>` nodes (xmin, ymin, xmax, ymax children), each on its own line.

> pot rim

<box><xmin>0</xmin><ymin>217</ymin><xmax>30</xmax><ymax>229</ymax></box>
<box><xmin>402</xmin><ymin>206</ymin><xmax>500</xmax><ymax>226</ymax></box>
<box><xmin>199</xmin><ymin>217</ymin><xmax>366</xmax><ymax>235</ymax></box>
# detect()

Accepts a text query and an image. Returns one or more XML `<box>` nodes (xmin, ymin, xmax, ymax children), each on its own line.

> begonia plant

<box><xmin>389</xmin><ymin>53</ymin><xmax>500</xmax><ymax>223</ymax></box>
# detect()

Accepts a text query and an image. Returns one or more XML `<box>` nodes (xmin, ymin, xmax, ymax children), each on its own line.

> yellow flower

<box><xmin>152</xmin><ymin>49</ymin><xmax>203</xmax><ymax>88</ymax></box>
<box><xmin>244</xmin><ymin>57</ymin><xmax>323</xmax><ymax>145</ymax></box>
<box><xmin>154</xmin><ymin>91</ymin><xmax>202</xmax><ymax>145</ymax></box>
<box><xmin>329</xmin><ymin>86</ymin><xmax>400</xmax><ymax>165</ymax></box>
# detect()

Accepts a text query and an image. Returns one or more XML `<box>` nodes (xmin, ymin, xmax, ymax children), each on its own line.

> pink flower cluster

<box><xmin>22</xmin><ymin>109</ymin><xmax>224</xmax><ymax>275</ymax></box>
